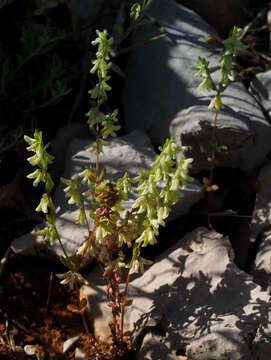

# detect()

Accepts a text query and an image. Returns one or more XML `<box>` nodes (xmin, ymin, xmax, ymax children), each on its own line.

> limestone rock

<box><xmin>136</xmin><ymin>332</ymin><xmax>176</xmax><ymax>360</ymax></box>
<box><xmin>124</xmin><ymin>0</ymin><xmax>219</xmax><ymax>145</ymax></box>
<box><xmin>250</xmin><ymin>162</ymin><xmax>271</xmax><ymax>243</ymax></box>
<box><xmin>72</xmin><ymin>0</ymin><xmax>104</xmax><ymax>24</ymax></box>
<box><xmin>249</xmin><ymin>70</ymin><xmax>271</xmax><ymax>119</ymax></box>
<box><xmin>171</xmin><ymin>82</ymin><xmax>271</xmax><ymax>173</ymax></box>
<box><xmin>251</xmin><ymin>229</ymin><xmax>271</xmax><ymax>289</ymax></box>
<box><xmin>176</xmin><ymin>0</ymin><xmax>248</xmax><ymax>37</ymax></box>
<box><xmin>82</xmin><ymin>227</ymin><xmax>271</xmax><ymax>359</ymax></box>
<box><xmin>123</xmin><ymin>0</ymin><xmax>271</xmax><ymax>173</ymax></box>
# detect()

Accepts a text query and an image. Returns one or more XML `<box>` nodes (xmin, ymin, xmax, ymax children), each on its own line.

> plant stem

<box><xmin>54</xmin><ymin>225</ymin><xmax>70</xmax><ymax>260</ymax></box>
<box><xmin>82</xmin><ymin>203</ymin><xmax>91</xmax><ymax>235</ymax></box>
<box><xmin>209</xmin><ymin>109</ymin><xmax>219</xmax><ymax>185</ymax></box>
<box><xmin>120</xmin><ymin>268</ymin><xmax>132</xmax><ymax>341</ymax></box>
<box><xmin>44</xmin><ymin>271</ymin><xmax>53</xmax><ymax>319</ymax></box>
<box><xmin>95</xmin><ymin>137</ymin><xmax>100</xmax><ymax>180</ymax></box>
<box><xmin>79</xmin><ymin>222</ymin><xmax>98</xmax><ymax>268</ymax></box>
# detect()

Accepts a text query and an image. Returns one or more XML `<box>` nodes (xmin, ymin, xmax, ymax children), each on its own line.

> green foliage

<box><xmin>25</xmin><ymin>6</ymin><xmax>193</xmax><ymax>345</ymax></box>
<box><xmin>0</xmin><ymin>0</ymin><xmax>76</xmax><ymax>153</ymax></box>
<box><xmin>193</xmin><ymin>27</ymin><xmax>246</xmax><ymax>189</ymax></box>
<box><xmin>194</xmin><ymin>26</ymin><xmax>246</xmax><ymax>111</ymax></box>
<box><xmin>86</xmin><ymin>30</ymin><xmax>121</xmax><ymax>154</ymax></box>
<box><xmin>0</xmin><ymin>0</ymin><xmax>15</xmax><ymax>9</ymax></box>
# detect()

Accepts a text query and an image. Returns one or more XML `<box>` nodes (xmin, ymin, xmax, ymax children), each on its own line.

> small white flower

<box><xmin>56</xmin><ymin>271</ymin><xmax>86</xmax><ymax>290</ymax></box>
<box><xmin>129</xmin><ymin>257</ymin><xmax>152</xmax><ymax>275</ymax></box>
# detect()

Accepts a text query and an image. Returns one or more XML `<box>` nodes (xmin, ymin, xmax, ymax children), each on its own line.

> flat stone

<box><xmin>82</xmin><ymin>227</ymin><xmax>271</xmax><ymax>359</ymax></box>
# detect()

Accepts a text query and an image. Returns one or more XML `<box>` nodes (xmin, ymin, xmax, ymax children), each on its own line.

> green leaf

<box><xmin>59</xmin><ymin>256</ymin><xmax>73</xmax><ymax>269</ymax></box>
<box><xmin>0</xmin><ymin>0</ymin><xmax>15</xmax><ymax>9</ymax></box>
<box><xmin>130</xmin><ymin>3</ymin><xmax>141</xmax><ymax>21</ymax></box>
<box><xmin>89</xmin><ymin>209</ymin><xmax>97</xmax><ymax>220</ymax></box>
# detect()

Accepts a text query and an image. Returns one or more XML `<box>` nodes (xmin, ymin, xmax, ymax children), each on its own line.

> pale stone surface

<box><xmin>124</xmin><ymin>0</ymin><xmax>218</xmax><ymax>145</ymax></box>
<box><xmin>250</xmin><ymin>162</ymin><xmax>271</xmax><ymax>243</ymax></box>
<box><xmin>11</xmin><ymin>130</ymin><xmax>203</xmax><ymax>259</ymax></box>
<box><xmin>136</xmin><ymin>332</ymin><xmax>176</xmax><ymax>360</ymax></box>
<box><xmin>63</xmin><ymin>336</ymin><xmax>79</xmax><ymax>353</ymax></box>
<box><xmin>170</xmin><ymin>82</ymin><xmax>271</xmax><ymax>173</ymax></box>
<box><xmin>249</xmin><ymin>70</ymin><xmax>271</xmax><ymax>118</ymax></box>
<box><xmin>124</xmin><ymin>0</ymin><xmax>271</xmax><ymax>173</ymax></box>
<box><xmin>250</xmin><ymin>163</ymin><xmax>271</xmax><ymax>289</ymax></box>
<box><xmin>82</xmin><ymin>227</ymin><xmax>271</xmax><ymax>359</ymax></box>
<box><xmin>74</xmin><ymin>347</ymin><xmax>87</xmax><ymax>360</ymax></box>
<box><xmin>251</xmin><ymin>229</ymin><xmax>271</xmax><ymax>288</ymax></box>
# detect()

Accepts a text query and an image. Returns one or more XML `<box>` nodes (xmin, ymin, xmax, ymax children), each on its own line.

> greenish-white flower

<box><xmin>129</xmin><ymin>257</ymin><xmax>152</xmax><ymax>274</ymax></box>
<box><xmin>36</xmin><ymin>225</ymin><xmax>57</xmax><ymax>246</ymax></box>
<box><xmin>61</xmin><ymin>177</ymin><xmax>83</xmax><ymax>207</ymax></box>
<box><xmin>56</xmin><ymin>271</ymin><xmax>86</xmax><ymax>290</ymax></box>
<box><xmin>36</xmin><ymin>193</ymin><xmax>51</xmax><ymax>213</ymax></box>
<box><xmin>136</xmin><ymin>227</ymin><xmax>157</xmax><ymax>247</ymax></box>
<box><xmin>27</xmin><ymin>169</ymin><xmax>44</xmax><ymax>187</ymax></box>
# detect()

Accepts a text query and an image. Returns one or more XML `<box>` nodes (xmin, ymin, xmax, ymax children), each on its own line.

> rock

<box><xmin>82</xmin><ymin>227</ymin><xmax>271</xmax><ymax>359</ymax></box>
<box><xmin>250</xmin><ymin>162</ymin><xmax>271</xmax><ymax>243</ymax></box>
<box><xmin>252</xmin><ymin>311</ymin><xmax>271</xmax><ymax>360</ymax></box>
<box><xmin>71</xmin><ymin>0</ymin><xmax>104</xmax><ymax>24</ymax></box>
<box><xmin>123</xmin><ymin>0</ymin><xmax>271</xmax><ymax>173</ymax></box>
<box><xmin>249</xmin><ymin>162</ymin><xmax>271</xmax><ymax>288</ymax></box>
<box><xmin>63</xmin><ymin>336</ymin><xmax>79</xmax><ymax>353</ymax></box>
<box><xmin>124</xmin><ymin>0</ymin><xmax>218</xmax><ymax>145</ymax></box>
<box><xmin>249</xmin><ymin>70</ymin><xmax>271</xmax><ymax>119</ymax></box>
<box><xmin>74</xmin><ymin>347</ymin><xmax>87</xmax><ymax>360</ymax></box>
<box><xmin>251</xmin><ymin>229</ymin><xmax>271</xmax><ymax>289</ymax></box>
<box><xmin>176</xmin><ymin>0</ymin><xmax>249</xmax><ymax>37</ymax></box>
<box><xmin>50</xmin><ymin>123</ymin><xmax>89</xmax><ymax>179</ymax></box>
<box><xmin>11</xmin><ymin>130</ymin><xmax>203</xmax><ymax>259</ymax></box>
<box><xmin>171</xmin><ymin>82</ymin><xmax>271</xmax><ymax>173</ymax></box>
<box><xmin>136</xmin><ymin>332</ymin><xmax>176</xmax><ymax>360</ymax></box>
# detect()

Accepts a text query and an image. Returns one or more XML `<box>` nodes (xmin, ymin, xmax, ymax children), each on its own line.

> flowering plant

<box><xmin>194</xmin><ymin>26</ymin><xmax>246</xmax><ymax>191</ymax></box>
<box><xmin>25</xmin><ymin>13</ymin><xmax>193</xmax><ymax>349</ymax></box>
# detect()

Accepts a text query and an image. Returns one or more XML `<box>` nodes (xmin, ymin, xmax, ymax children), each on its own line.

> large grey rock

<box><xmin>177</xmin><ymin>0</ymin><xmax>249</xmax><ymax>37</ymax></box>
<box><xmin>250</xmin><ymin>162</ymin><xmax>271</xmax><ymax>243</ymax></box>
<box><xmin>11</xmin><ymin>131</ymin><xmax>203</xmax><ymax>259</ymax></box>
<box><xmin>82</xmin><ymin>227</ymin><xmax>271</xmax><ymax>359</ymax></box>
<box><xmin>171</xmin><ymin>82</ymin><xmax>271</xmax><ymax>173</ymax></box>
<box><xmin>251</xmin><ymin>229</ymin><xmax>271</xmax><ymax>289</ymax></box>
<box><xmin>124</xmin><ymin>0</ymin><xmax>218</xmax><ymax>145</ymax></box>
<box><xmin>124</xmin><ymin>0</ymin><xmax>271</xmax><ymax>173</ymax></box>
<box><xmin>250</xmin><ymin>162</ymin><xmax>271</xmax><ymax>288</ymax></box>
<box><xmin>249</xmin><ymin>70</ymin><xmax>271</xmax><ymax>118</ymax></box>
<box><xmin>136</xmin><ymin>332</ymin><xmax>176</xmax><ymax>360</ymax></box>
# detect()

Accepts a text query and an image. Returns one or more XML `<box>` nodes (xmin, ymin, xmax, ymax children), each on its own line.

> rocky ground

<box><xmin>2</xmin><ymin>0</ymin><xmax>271</xmax><ymax>359</ymax></box>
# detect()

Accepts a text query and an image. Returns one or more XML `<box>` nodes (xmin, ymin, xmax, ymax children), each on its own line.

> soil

<box><xmin>0</xmin><ymin>254</ymin><xmax>135</xmax><ymax>360</ymax></box>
